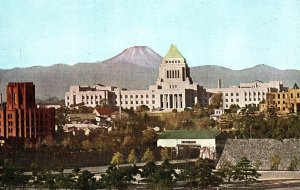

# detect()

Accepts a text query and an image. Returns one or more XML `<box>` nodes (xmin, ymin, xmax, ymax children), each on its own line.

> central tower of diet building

<box><xmin>116</xmin><ymin>44</ymin><xmax>208</xmax><ymax>111</ymax></box>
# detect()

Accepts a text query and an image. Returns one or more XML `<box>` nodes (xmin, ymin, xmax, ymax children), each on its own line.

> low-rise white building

<box><xmin>207</xmin><ymin>80</ymin><xmax>286</xmax><ymax>109</ymax></box>
<box><xmin>210</xmin><ymin>108</ymin><xmax>225</xmax><ymax>121</ymax></box>
<box><xmin>65</xmin><ymin>84</ymin><xmax>117</xmax><ymax>107</ymax></box>
<box><xmin>157</xmin><ymin>130</ymin><xmax>220</xmax><ymax>159</ymax></box>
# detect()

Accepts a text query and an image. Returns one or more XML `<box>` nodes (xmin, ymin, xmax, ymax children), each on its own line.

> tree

<box><xmin>195</xmin><ymin>159</ymin><xmax>221</xmax><ymax>189</ymax></box>
<box><xmin>270</xmin><ymin>154</ymin><xmax>281</xmax><ymax>171</ymax></box>
<box><xmin>288</xmin><ymin>156</ymin><xmax>299</xmax><ymax>171</ymax></box>
<box><xmin>82</xmin><ymin>139</ymin><xmax>93</xmax><ymax>151</ymax></box>
<box><xmin>144</xmin><ymin>160</ymin><xmax>178</xmax><ymax>189</ymax></box>
<box><xmin>234</xmin><ymin>157</ymin><xmax>260</xmax><ymax>187</ymax></box>
<box><xmin>141</xmin><ymin>130</ymin><xmax>158</xmax><ymax>146</ymax></box>
<box><xmin>127</xmin><ymin>149</ymin><xmax>138</xmax><ymax>165</ymax></box>
<box><xmin>181</xmin><ymin>159</ymin><xmax>221</xmax><ymax>190</ymax></box>
<box><xmin>160</xmin><ymin>147</ymin><xmax>171</xmax><ymax>161</ymax></box>
<box><xmin>76</xmin><ymin>170</ymin><xmax>97</xmax><ymax>190</ymax></box>
<box><xmin>219</xmin><ymin>160</ymin><xmax>236</xmax><ymax>183</ymax></box>
<box><xmin>111</xmin><ymin>152</ymin><xmax>125</xmax><ymax>168</ymax></box>
<box><xmin>136</xmin><ymin>105</ymin><xmax>150</xmax><ymax>112</ymax></box>
<box><xmin>210</xmin><ymin>93</ymin><xmax>223</xmax><ymax>109</ymax></box>
<box><xmin>141</xmin><ymin>148</ymin><xmax>156</xmax><ymax>163</ymax></box>
<box><xmin>100</xmin><ymin>165</ymin><xmax>138</xmax><ymax>190</ymax></box>
<box><xmin>229</xmin><ymin>104</ymin><xmax>240</xmax><ymax>113</ymax></box>
<box><xmin>0</xmin><ymin>160</ymin><xmax>30</xmax><ymax>189</ymax></box>
<box><xmin>253</xmin><ymin>159</ymin><xmax>262</xmax><ymax>170</ymax></box>
<box><xmin>140</xmin><ymin>161</ymin><xmax>157</xmax><ymax>179</ymax></box>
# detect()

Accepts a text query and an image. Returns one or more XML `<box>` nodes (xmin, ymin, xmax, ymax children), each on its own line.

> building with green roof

<box><xmin>157</xmin><ymin>129</ymin><xmax>221</xmax><ymax>159</ymax></box>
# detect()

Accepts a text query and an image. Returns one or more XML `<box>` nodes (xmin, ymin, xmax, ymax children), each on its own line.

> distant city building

<box><xmin>0</xmin><ymin>82</ymin><xmax>55</xmax><ymax>142</ymax></box>
<box><xmin>207</xmin><ymin>80</ymin><xmax>286</xmax><ymax>109</ymax></box>
<box><xmin>65</xmin><ymin>84</ymin><xmax>117</xmax><ymax>107</ymax></box>
<box><xmin>210</xmin><ymin>108</ymin><xmax>225</xmax><ymax>121</ymax></box>
<box><xmin>65</xmin><ymin>45</ymin><xmax>209</xmax><ymax>111</ymax></box>
<box><xmin>260</xmin><ymin>83</ymin><xmax>300</xmax><ymax>114</ymax></box>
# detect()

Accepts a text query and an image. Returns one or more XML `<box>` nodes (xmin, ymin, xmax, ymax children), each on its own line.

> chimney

<box><xmin>119</xmin><ymin>89</ymin><xmax>122</xmax><ymax>119</ymax></box>
<box><xmin>218</xmin><ymin>79</ymin><xmax>222</xmax><ymax>89</ymax></box>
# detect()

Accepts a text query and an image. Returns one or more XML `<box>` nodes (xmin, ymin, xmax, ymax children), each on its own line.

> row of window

<box><xmin>225</xmin><ymin>97</ymin><xmax>262</xmax><ymax>102</ymax></box>
<box><xmin>273</xmin><ymin>101</ymin><xmax>286</xmax><ymax>105</ymax></box>
<box><xmin>122</xmin><ymin>100</ymin><xmax>155</xmax><ymax>105</ymax></box>
<box><xmin>277</xmin><ymin>107</ymin><xmax>286</xmax><ymax>111</ymax></box>
<box><xmin>275</xmin><ymin>93</ymin><xmax>300</xmax><ymax>99</ymax></box>
<box><xmin>181</xmin><ymin>141</ymin><xmax>196</xmax><ymax>144</ymax></box>
<box><xmin>82</xmin><ymin>95</ymin><xmax>103</xmax><ymax>100</ymax></box>
<box><xmin>166</xmin><ymin>60</ymin><xmax>181</xmax><ymax>63</ymax></box>
<box><xmin>166</xmin><ymin>70</ymin><xmax>180</xmax><ymax>79</ymax></box>
<box><xmin>224</xmin><ymin>92</ymin><xmax>265</xmax><ymax>97</ymax></box>
<box><xmin>84</xmin><ymin>101</ymin><xmax>102</xmax><ymax>105</ymax></box>
<box><xmin>170</xmin><ymin>84</ymin><xmax>177</xmax><ymax>89</ymax></box>
<box><xmin>291</xmin><ymin>93</ymin><xmax>300</xmax><ymax>99</ymax></box>
<box><xmin>122</xmin><ymin>94</ymin><xmax>155</xmax><ymax>99</ymax></box>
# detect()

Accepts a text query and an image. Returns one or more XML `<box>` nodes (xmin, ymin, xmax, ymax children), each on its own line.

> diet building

<box><xmin>65</xmin><ymin>45</ymin><xmax>209</xmax><ymax>111</ymax></box>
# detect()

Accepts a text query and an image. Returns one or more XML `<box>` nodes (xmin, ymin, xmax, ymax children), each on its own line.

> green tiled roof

<box><xmin>159</xmin><ymin>130</ymin><xmax>220</xmax><ymax>139</ymax></box>
<box><xmin>164</xmin><ymin>44</ymin><xmax>185</xmax><ymax>59</ymax></box>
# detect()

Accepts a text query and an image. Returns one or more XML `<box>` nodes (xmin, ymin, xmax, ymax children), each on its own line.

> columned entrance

<box><xmin>160</xmin><ymin>93</ymin><xmax>183</xmax><ymax>110</ymax></box>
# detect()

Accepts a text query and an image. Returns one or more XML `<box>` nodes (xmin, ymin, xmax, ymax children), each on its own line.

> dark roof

<box><xmin>94</xmin><ymin>108</ymin><xmax>114</xmax><ymax>115</ymax></box>
<box><xmin>159</xmin><ymin>130</ymin><xmax>220</xmax><ymax>139</ymax></box>
<box><xmin>293</xmin><ymin>83</ymin><xmax>299</xmax><ymax>89</ymax></box>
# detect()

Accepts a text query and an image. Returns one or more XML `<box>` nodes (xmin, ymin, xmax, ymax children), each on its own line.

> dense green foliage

<box><xmin>0</xmin><ymin>157</ymin><xmax>261</xmax><ymax>189</ymax></box>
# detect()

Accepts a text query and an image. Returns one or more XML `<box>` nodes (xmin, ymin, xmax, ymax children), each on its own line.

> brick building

<box><xmin>0</xmin><ymin>82</ymin><xmax>55</xmax><ymax>142</ymax></box>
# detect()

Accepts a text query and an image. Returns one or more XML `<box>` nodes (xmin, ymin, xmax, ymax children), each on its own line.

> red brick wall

<box><xmin>1</xmin><ymin>82</ymin><xmax>55</xmax><ymax>142</ymax></box>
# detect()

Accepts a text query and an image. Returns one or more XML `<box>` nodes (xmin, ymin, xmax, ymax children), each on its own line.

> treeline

<box><xmin>0</xmin><ymin>157</ymin><xmax>260</xmax><ymax>189</ymax></box>
<box><xmin>222</xmin><ymin>106</ymin><xmax>300</xmax><ymax>139</ymax></box>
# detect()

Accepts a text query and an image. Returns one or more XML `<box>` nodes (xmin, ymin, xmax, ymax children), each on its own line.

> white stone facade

<box><xmin>157</xmin><ymin>138</ymin><xmax>216</xmax><ymax>149</ymax></box>
<box><xmin>207</xmin><ymin>80</ymin><xmax>285</xmax><ymax>109</ymax></box>
<box><xmin>65</xmin><ymin>84</ymin><xmax>117</xmax><ymax>107</ymax></box>
<box><xmin>65</xmin><ymin>45</ymin><xmax>209</xmax><ymax>111</ymax></box>
<box><xmin>115</xmin><ymin>44</ymin><xmax>208</xmax><ymax>111</ymax></box>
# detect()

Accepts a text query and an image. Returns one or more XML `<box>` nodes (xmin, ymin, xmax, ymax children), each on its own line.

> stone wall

<box><xmin>217</xmin><ymin>139</ymin><xmax>300</xmax><ymax>170</ymax></box>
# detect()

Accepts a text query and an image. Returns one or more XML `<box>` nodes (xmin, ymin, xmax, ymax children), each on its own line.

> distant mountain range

<box><xmin>0</xmin><ymin>46</ymin><xmax>299</xmax><ymax>100</ymax></box>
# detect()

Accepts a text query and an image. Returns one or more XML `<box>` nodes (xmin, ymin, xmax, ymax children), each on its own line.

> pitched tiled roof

<box><xmin>95</xmin><ymin>107</ymin><xmax>114</xmax><ymax>115</ymax></box>
<box><xmin>159</xmin><ymin>130</ymin><xmax>220</xmax><ymax>139</ymax></box>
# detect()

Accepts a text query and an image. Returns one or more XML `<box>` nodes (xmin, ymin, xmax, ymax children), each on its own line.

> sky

<box><xmin>0</xmin><ymin>0</ymin><xmax>299</xmax><ymax>70</ymax></box>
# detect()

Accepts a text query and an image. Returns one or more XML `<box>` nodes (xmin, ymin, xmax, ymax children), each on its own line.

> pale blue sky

<box><xmin>0</xmin><ymin>0</ymin><xmax>299</xmax><ymax>70</ymax></box>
